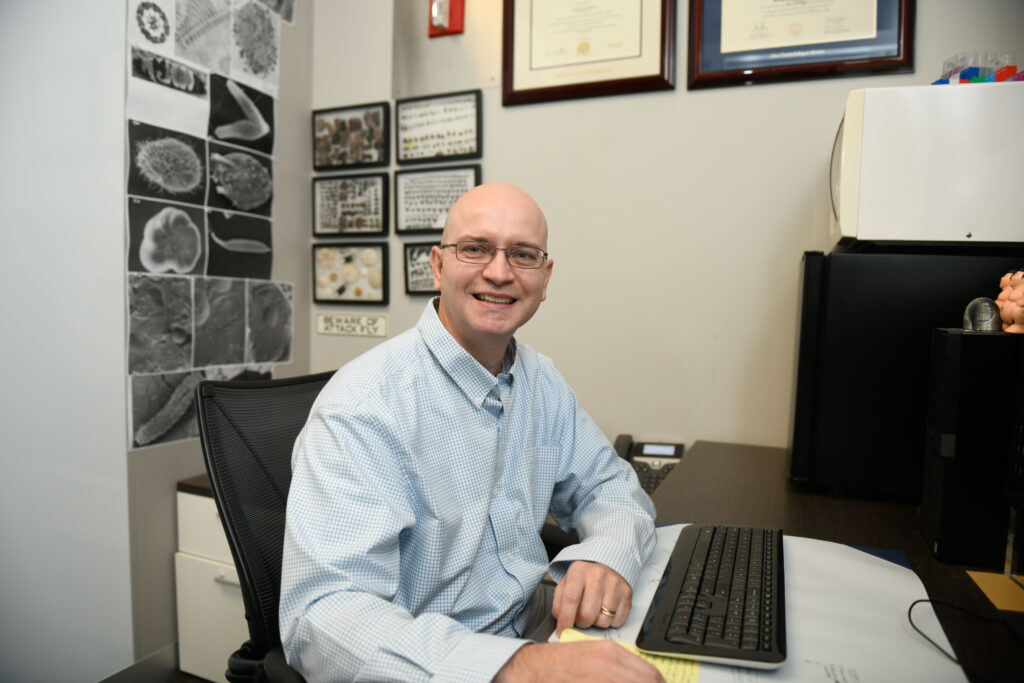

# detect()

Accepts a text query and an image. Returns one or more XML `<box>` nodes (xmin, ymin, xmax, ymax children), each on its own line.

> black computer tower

<box><xmin>789</xmin><ymin>248</ymin><xmax>1024</xmax><ymax>500</ymax></box>
<box><xmin>920</xmin><ymin>329</ymin><xmax>1023</xmax><ymax>568</ymax></box>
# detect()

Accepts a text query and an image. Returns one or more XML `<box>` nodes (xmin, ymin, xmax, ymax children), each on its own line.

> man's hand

<box><xmin>494</xmin><ymin>641</ymin><xmax>663</xmax><ymax>682</ymax></box>
<box><xmin>552</xmin><ymin>561</ymin><xmax>632</xmax><ymax>635</ymax></box>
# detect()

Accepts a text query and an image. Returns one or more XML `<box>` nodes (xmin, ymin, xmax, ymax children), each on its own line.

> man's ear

<box><xmin>430</xmin><ymin>245</ymin><xmax>444</xmax><ymax>291</ymax></box>
<box><xmin>540</xmin><ymin>258</ymin><xmax>553</xmax><ymax>302</ymax></box>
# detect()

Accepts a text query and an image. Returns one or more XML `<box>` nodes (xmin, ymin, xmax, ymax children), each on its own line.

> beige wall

<box><xmin>312</xmin><ymin>0</ymin><xmax>1024</xmax><ymax>450</ymax></box>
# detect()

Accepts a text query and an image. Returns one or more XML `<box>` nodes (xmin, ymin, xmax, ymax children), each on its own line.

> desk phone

<box><xmin>615</xmin><ymin>434</ymin><xmax>685</xmax><ymax>495</ymax></box>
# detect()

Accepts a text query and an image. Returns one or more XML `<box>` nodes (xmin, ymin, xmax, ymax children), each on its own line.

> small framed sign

<box><xmin>395</xmin><ymin>90</ymin><xmax>482</xmax><ymax>165</ymax></box>
<box><xmin>313</xmin><ymin>242</ymin><xmax>389</xmax><ymax>305</ymax></box>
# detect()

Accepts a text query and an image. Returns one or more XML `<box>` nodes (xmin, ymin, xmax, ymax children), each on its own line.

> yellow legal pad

<box><xmin>559</xmin><ymin>628</ymin><xmax>700</xmax><ymax>682</ymax></box>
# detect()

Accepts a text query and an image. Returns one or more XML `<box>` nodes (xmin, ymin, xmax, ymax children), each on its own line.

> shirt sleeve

<box><xmin>279</xmin><ymin>402</ymin><xmax>526</xmax><ymax>683</ymax></box>
<box><xmin>544</xmin><ymin>378</ymin><xmax>658</xmax><ymax>588</ymax></box>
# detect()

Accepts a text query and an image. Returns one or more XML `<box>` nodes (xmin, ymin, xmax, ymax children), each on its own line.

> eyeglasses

<box><xmin>439</xmin><ymin>241</ymin><xmax>548</xmax><ymax>269</ymax></box>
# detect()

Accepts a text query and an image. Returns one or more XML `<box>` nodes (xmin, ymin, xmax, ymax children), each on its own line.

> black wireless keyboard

<box><xmin>636</xmin><ymin>524</ymin><xmax>787</xmax><ymax>669</ymax></box>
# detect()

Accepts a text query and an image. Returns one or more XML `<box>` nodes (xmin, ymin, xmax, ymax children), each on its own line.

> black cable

<box><xmin>907</xmin><ymin>598</ymin><xmax>1005</xmax><ymax>682</ymax></box>
<box><xmin>907</xmin><ymin>599</ymin><xmax>960</xmax><ymax>664</ymax></box>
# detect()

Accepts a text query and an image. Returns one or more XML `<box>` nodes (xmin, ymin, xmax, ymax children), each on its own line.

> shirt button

<box><xmin>492</xmin><ymin>487</ymin><xmax>499</xmax><ymax>498</ymax></box>
<box><xmin>507</xmin><ymin>553</ymin><xmax>515</xmax><ymax>563</ymax></box>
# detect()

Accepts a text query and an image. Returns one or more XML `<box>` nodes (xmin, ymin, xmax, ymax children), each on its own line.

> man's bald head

<box><xmin>441</xmin><ymin>182</ymin><xmax>548</xmax><ymax>247</ymax></box>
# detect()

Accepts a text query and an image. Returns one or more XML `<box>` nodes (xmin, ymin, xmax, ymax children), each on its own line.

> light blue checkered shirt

<box><xmin>280</xmin><ymin>300</ymin><xmax>656</xmax><ymax>682</ymax></box>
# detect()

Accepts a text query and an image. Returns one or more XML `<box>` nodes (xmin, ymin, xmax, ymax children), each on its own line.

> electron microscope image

<box><xmin>128</xmin><ymin>197</ymin><xmax>206</xmax><ymax>275</ymax></box>
<box><xmin>130</xmin><ymin>364</ymin><xmax>272</xmax><ymax>448</ymax></box>
<box><xmin>132</xmin><ymin>0</ymin><xmax>173</xmax><ymax>47</ymax></box>
<box><xmin>174</xmin><ymin>0</ymin><xmax>232</xmax><ymax>74</ymax></box>
<box><xmin>193</xmin><ymin>277</ymin><xmax>246</xmax><ymax>366</ymax></box>
<box><xmin>206</xmin><ymin>209</ymin><xmax>272</xmax><ymax>279</ymax></box>
<box><xmin>131</xmin><ymin>370</ymin><xmax>203</xmax><ymax>447</ymax></box>
<box><xmin>209</xmin><ymin>74</ymin><xmax>274</xmax><ymax>154</ymax></box>
<box><xmin>231</xmin><ymin>0</ymin><xmax>280</xmax><ymax>92</ymax></box>
<box><xmin>132</xmin><ymin>46</ymin><xmax>208</xmax><ymax>97</ymax></box>
<box><xmin>207</xmin><ymin>141</ymin><xmax>273</xmax><ymax>215</ymax></box>
<box><xmin>128</xmin><ymin>273</ymin><xmax>193</xmax><ymax>374</ymax></box>
<box><xmin>247</xmin><ymin>280</ymin><xmax>292</xmax><ymax>363</ymax></box>
<box><xmin>128</xmin><ymin>120</ymin><xmax>207</xmax><ymax>206</ymax></box>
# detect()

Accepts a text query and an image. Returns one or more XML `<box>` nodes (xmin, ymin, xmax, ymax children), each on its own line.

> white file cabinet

<box><xmin>176</xmin><ymin>475</ymin><xmax>249</xmax><ymax>683</ymax></box>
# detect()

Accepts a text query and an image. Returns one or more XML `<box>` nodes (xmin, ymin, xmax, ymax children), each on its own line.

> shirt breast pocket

<box><xmin>525</xmin><ymin>445</ymin><xmax>560</xmax><ymax>519</ymax></box>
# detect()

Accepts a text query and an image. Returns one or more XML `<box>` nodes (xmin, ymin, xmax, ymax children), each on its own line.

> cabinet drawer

<box><xmin>175</xmin><ymin>552</ymin><xmax>249</xmax><ymax>683</ymax></box>
<box><xmin>178</xmin><ymin>491</ymin><xmax>233</xmax><ymax>565</ymax></box>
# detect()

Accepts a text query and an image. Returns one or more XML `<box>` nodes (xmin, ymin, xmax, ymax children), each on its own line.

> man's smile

<box><xmin>474</xmin><ymin>293</ymin><xmax>517</xmax><ymax>304</ymax></box>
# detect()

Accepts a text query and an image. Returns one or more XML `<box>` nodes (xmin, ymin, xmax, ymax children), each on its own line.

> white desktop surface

<box><xmin>553</xmin><ymin>524</ymin><xmax>967</xmax><ymax>682</ymax></box>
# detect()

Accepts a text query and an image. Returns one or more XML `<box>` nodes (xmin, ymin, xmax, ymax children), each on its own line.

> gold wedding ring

<box><xmin>600</xmin><ymin>606</ymin><xmax>616</xmax><ymax>618</ymax></box>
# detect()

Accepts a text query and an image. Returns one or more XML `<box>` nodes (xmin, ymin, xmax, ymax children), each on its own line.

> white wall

<box><xmin>312</xmin><ymin>0</ymin><xmax>1024</xmax><ymax>449</ymax></box>
<box><xmin>0</xmin><ymin>0</ymin><xmax>315</xmax><ymax>678</ymax></box>
<box><xmin>0</xmin><ymin>1</ymin><xmax>134</xmax><ymax>680</ymax></box>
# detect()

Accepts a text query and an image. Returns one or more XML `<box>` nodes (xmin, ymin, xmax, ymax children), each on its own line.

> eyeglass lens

<box><xmin>456</xmin><ymin>241</ymin><xmax>545</xmax><ymax>268</ymax></box>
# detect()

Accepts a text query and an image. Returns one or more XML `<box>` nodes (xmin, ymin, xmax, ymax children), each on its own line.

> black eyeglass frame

<box><xmin>439</xmin><ymin>241</ymin><xmax>549</xmax><ymax>269</ymax></box>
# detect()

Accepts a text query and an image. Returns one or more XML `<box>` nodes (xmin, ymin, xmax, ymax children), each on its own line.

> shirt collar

<box><xmin>419</xmin><ymin>298</ymin><xmax>516</xmax><ymax>407</ymax></box>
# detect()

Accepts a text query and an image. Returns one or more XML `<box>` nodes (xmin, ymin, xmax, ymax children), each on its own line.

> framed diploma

<box><xmin>502</xmin><ymin>0</ymin><xmax>676</xmax><ymax>106</ymax></box>
<box><xmin>688</xmin><ymin>0</ymin><xmax>914</xmax><ymax>89</ymax></box>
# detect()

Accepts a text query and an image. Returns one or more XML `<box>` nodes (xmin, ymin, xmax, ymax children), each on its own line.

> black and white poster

<box><xmin>124</xmin><ymin>0</ymin><xmax>290</xmax><ymax>449</ymax></box>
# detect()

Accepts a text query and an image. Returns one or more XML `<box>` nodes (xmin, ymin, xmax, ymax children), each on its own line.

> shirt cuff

<box><xmin>432</xmin><ymin>633</ymin><xmax>529</xmax><ymax>682</ymax></box>
<box><xmin>548</xmin><ymin>536</ymin><xmax>644</xmax><ymax>588</ymax></box>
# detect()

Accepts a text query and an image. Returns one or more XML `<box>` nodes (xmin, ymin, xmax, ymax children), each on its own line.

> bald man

<box><xmin>281</xmin><ymin>183</ymin><xmax>659</xmax><ymax>681</ymax></box>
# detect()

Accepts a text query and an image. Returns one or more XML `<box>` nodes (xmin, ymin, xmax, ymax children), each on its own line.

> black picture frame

<box><xmin>313</xmin><ymin>101</ymin><xmax>390</xmax><ymax>170</ymax></box>
<box><xmin>312</xmin><ymin>242</ymin><xmax>389</xmax><ymax>305</ymax></box>
<box><xmin>312</xmin><ymin>173</ymin><xmax>389</xmax><ymax>237</ymax></box>
<box><xmin>502</xmin><ymin>0</ymin><xmax>676</xmax><ymax>106</ymax></box>
<box><xmin>404</xmin><ymin>242</ymin><xmax>440</xmax><ymax>295</ymax></box>
<box><xmin>394</xmin><ymin>165</ymin><xmax>481</xmax><ymax>235</ymax></box>
<box><xmin>395</xmin><ymin>89</ymin><xmax>483</xmax><ymax>165</ymax></box>
<box><xmin>688</xmin><ymin>0</ymin><xmax>914</xmax><ymax>89</ymax></box>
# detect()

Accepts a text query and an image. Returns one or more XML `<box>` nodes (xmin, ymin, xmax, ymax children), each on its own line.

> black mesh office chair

<box><xmin>194</xmin><ymin>371</ymin><xmax>335</xmax><ymax>683</ymax></box>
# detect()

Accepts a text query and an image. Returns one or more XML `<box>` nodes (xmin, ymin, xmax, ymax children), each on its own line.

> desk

<box><xmin>651</xmin><ymin>441</ymin><xmax>1023</xmax><ymax>683</ymax></box>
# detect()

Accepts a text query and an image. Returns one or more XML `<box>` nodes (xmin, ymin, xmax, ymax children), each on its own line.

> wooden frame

<box><xmin>688</xmin><ymin>0</ymin><xmax>914</xmax><ymax>89</ymax></box>
<box><xmin>502</xmin><ymin>0</ymin><xmax>676</xmax><ymax>106</ymax></box>
<box><xmin>312</xmin><ymin>242</ymin><xmax>389</xmax><ymax>305</ymax></box>
<box><xmin>312</xmin><ymin>173</ymin><xmax>388</xmax><ymax>237</ymax></box>
<box><xmin>313</xmin><ymin>101</ymin><xmax>390</xmax><ymax>170</ymax></box>
<box><xmin>394</xmin><ymin>165</ymin><xmax>481</xmax><ymax>235</ymax></box>
<box><xmin>395</xmin><ymin>90</ymin><xmax>482</xmax><ymax>165</ymax></box>
<box><xmin>403</xmin><ymin>242</ymin><xmax>440</xmax><ymax>295</ymax></box>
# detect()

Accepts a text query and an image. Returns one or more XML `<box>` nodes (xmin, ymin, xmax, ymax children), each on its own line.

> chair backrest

<box><xmin>194</xmin><ymin>371</ymin><xmax>334</xmax><ymax>656</ymax></box>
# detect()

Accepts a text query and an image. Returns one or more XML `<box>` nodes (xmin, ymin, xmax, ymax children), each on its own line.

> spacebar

<box><xmin>703</xmin><ymin>635</ymin><xmax>742</xmax><ymax>650</ymax></box>
<box><xmin>665</xmin><ymin>631</ymin><xmax>702</xmax><ymax>645</ymax></box>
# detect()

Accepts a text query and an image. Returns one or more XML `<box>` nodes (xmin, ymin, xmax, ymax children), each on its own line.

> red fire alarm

<box><xmin>429</xmin><ymin>0</ymin><xmax>464</xmax><ymax>38</ymax></box>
